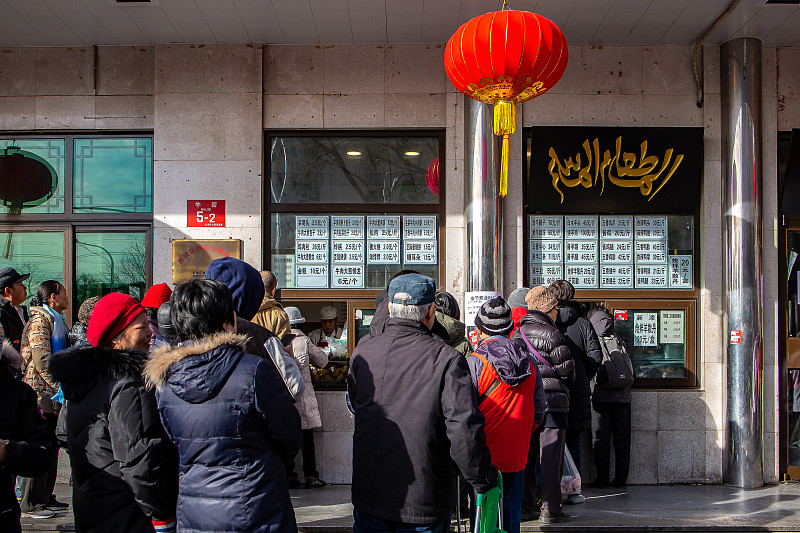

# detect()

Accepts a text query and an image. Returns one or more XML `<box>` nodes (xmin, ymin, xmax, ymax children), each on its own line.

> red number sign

<box><xmin>614</xmin><ymin>310</ymin><xmax>628</xmax><ymax>321</ymax></box>
<box><xmin>730</xmin><ymin>330</ymin><xmax>741</xmax><ymax>345</ymax></box>
<box><xmin>188</xmin><ymin>200</ymin><xmax>225</xmax><ymax>227</ymax></box>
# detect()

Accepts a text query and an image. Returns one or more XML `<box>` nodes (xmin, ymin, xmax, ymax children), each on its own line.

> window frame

<box><xmin>0</xmin><ymin>133</ymin><xmax>154</xmax><ymax>224</ymax></box>
<box><xmin>523</xmin><ymin>128</ymin><xmax>701</xmax><ymax>388</ymax></box>
<box><xmin>265</xmin><ymin>130</ymin><xmax>446</xmax><ymax>299</ymax></box>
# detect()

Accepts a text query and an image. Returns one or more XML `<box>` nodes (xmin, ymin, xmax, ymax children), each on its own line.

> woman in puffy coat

<box><xmin>145</xmin><ymin>279</ymin><xmax>302</xmax><ymax>533</ymax></box>
<box><xmin>512</xmin><ymin>286</ymin><xmax>575</xmax><ymax>525</ymax></box>
<box><xmin>49</xmin><ymin>292</ymin><xmax>178</xmax><ymax>533</ymax></box>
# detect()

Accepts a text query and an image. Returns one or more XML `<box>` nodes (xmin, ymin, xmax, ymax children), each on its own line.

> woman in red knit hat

<box><xmin>141</xmin><ymin>283</ymin><xmax>173</xmax><ymax>349</ymax></box>
<box><xmin>49</xmin><ymin>293</ymin><xmax>178</xmax><ymax>533</ymax></box>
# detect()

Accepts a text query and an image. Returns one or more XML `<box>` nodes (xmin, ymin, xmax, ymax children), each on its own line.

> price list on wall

<box><xmin>295</xmin><ymin>215</ymin><xmax>438</xmax><ymax>288</ymax></box>
<box><xmin>529</xmin><ymin>214</ymin><xmax>692</xmax><ymax>289</ymax></box>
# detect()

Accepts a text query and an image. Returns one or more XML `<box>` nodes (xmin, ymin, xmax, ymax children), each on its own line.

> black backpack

<box><xmin>596</xmin><ymin>335</ymin><xmax>634</xmax><ymax>389</ymax></box>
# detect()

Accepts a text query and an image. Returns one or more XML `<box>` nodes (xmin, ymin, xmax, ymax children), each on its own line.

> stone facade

<box><xmin>1</xmin><ymin>42</ymin><xmax>797</xmax><ymax>484</ymax></box>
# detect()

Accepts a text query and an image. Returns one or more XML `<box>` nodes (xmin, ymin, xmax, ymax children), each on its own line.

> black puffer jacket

<box><xmin>145</xmin><ymin>331</ymin><xmax>302</xmax><ymax>533</ymax></box>
<box><xmin>49</xmin><ymin>346</ymin><xmax>178</xmax><ymax>533</ymax></box>
<box><xmin>513</xmin><ymin>311</ymin><xmax>574</xmax><ymax>428</ymax></box>
<box><xmin>556</xmin><ymin>303</ymin><xmax>603</xmax><ymax>432</ymax></box>
<box><xmin>0</xmin><ymin>354</ymin><xmax>56</xmax><ymax>533</ymax></box>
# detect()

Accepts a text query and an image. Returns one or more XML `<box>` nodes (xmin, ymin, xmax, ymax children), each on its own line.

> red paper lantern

<box><xmin>425</xmin><ymin>157</ymin><xmax>439</xmax><ymax>197</ymax></box>
<box><xmin>445</xmin><ymin>10</ymin><xmax>568</xmax><ymax>196</ymax></box>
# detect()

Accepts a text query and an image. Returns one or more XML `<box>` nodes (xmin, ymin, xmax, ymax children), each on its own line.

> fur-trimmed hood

<box><xmin>146</xmin><ymin>331</ymin><xmax>249</xmax><ymax>404</ymax></box>
<box><xmin>49</xmin><ymin>344</ymin><xmax>148</xmax><ymax>401</ymax></box>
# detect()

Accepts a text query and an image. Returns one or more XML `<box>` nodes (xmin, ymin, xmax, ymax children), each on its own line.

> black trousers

<box><xmin>522</xmin><ymin>427</ymin><xmax>566</xmax><ymax>515</ymax></box>
<box><xmin>285</xmin><ymin>428</ymin><xmax>319</xmax><ymax>479</ymax></box>
<box><xmin>19</xmin><ymin>413</ymin><xmax>58</xmax><ymax>511</ymax></box>
<box><xmin>592</xmin><ymin>402</ymin><xmax>631</xmax><ymax>485</ymax></box>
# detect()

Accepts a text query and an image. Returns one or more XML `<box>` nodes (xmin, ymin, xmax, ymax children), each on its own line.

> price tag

<box><xmin>295</xmin><ymin>241</ymin><xmax>328</xmax><ymax>263</ymax></box>
<box><xmin>635</xmin><ymin>239</ymin><xmax>667</xmax><ymax>263</ymax></box>
<box><xmin>599</xmin><ymin>264</ymin><xmax>634</xmax><ymax>288</ymax></box>
<box><xmin>635</xmin><ymin>265</ymin><xmax>669</xmax><ymax>288</ymax></box>
<box><xmin>565</xmin><ymin>264</ymin><xmax>598</xmax><ymax>288</ymax></box>
<box><xmin>634</xmin><ymin>312</ymin><xmax>658</xmax><ymax>346</ymax></box>
<box><xmin>669</xmin><ymin>255</ymin><xmax>693</xmax><ymax>288</ymax></box>
<box><xmin>367</xmin><ymin>240</ymin><xmax>401</xmax><ymax>264</ymax></box>
<box><xmin>660</xmin><ymin>310</ymin><xmax>684</xmax><ymax>344</ymax></box>
<box><xmin>529</xmin><ymin>216</ymin><xmax>564</xmax><ymax>240</ymax></box>
<box><xmin>295</xmin><ymin>264</ymin><xmax>328</xmax><ymax>288</ymax></box>
<box><xmin>635</xmin><ymin>216</ymin><xmax>668</xmax><ymax>240</ymax></box>
<box><xmin>367</xmin><ymin>216</ymin><xmax>401</xmax><ymax>239</ymax></box>
<box><xmin>295</xmin><ymin>216</ymin><xmax>329</xmax><ymax>239</ymax></box>
<box><xmin>564</xmin><ymin>240</ymin><xmax>598</xmax><ymax>264</ymax></box>
<box><xmin>599</xmin><ymin>240</ymin><xmax>633</xmax><ymax>263</ymax></box>
<box><xmin>331</xmin><ymin>240</ymin><xmax>364</xmax><ymax>264</ymax></box>
<box><xmin>530</xmin><ymin>240</ymin><xmax>563</xmax><ymax>264</ymax></box>
<box><xmin>403</xmin><ymin>240</ymin><xmax>437</xmax><ymax>264</ymax></box>
<box><xmin>599</xmin><ymin>216</ymin><xmax>633</xmax><ymax>240</ymax></box>
<box><xmin>530</xmin><ymin>264</ymin><xmax>563</xmax><ymax>286</ymax></box>
<box><xmin>331</xmin><ymin>265</ymin><xmax>364</xmax><ymax>288</ymax></box>
<box><xmin>402</xmin><ymin>216</ymin><xmax>437</xmax><ymax>240</ymax></box>
<box><xmin>564</xmin><ymin>215</ymin><xmax>598</xmax><ymax>240</ymax></box>
<box><xmin>331</xmin><ymin>216</ymin><xmax>365</xmax><ymax>240</ymax></box>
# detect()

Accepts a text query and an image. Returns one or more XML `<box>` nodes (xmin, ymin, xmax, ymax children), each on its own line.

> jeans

<box><xmin>354</xmin><ymin>509</ymin><xmax>449</xmax><ymax>533</ymax></box>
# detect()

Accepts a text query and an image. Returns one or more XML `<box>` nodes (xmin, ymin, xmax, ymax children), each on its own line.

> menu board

<box><xmin>290</xmin><ymin>214</ymin><xmax>438</xmax><ymax>288</ymax></box>
<box><xmin>528</xmin><ymin>214</ymin><xmax>693</xmax><ymax>289</ymax></box>
<box><xmin>659</xmin><ymin>310</ymin><xmax>685</xmax><ymax>344</ymax></box>
<box><xmin>634</xmin><ymin>312</ymin><xmax>659</xmax><ymax>346</ymax></box>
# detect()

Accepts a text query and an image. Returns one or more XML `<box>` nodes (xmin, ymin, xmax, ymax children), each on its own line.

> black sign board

<box><xmin>781</xmin><ymin>129</ymin><xmax>800</xmax><ymax>214</ymax></box>
<box><xmin>528</xmin><ymin>127</ymin><xmax>703</xmax><ymax>214</ymax></box>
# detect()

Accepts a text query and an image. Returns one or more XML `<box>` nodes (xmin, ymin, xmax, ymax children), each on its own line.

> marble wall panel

<box><xmin>263</xmin><ymin>45</ymin><xmax>323</xmax><ymax>95</ymax></box>
<box><xmin>582</xmin><ymin>45</ymin><xmax>643</xmax><ymax>96</ymax></box>
<box><xmin>323</xmin><ymin>45</ymin><xmax>385</xmax><ymax>95</ymax></box>
<box><xmin>35</xmin><ymin>47</ymin><xmax>93</xmax><ymax>96</ymax></box>
<box><xmin>705</xmin><ymin>430</ymin><xmax>723</xmax><ymax>483</ymax></box>
<box><xmin>643</xmin><ymin>46</ymin><xmax>695</xmax><ymax>96</ymax></box>
<box><xmin>35</xmin><ymin>96</ymin><xmax>95</xmax><ymax>129</ymax></box>
<box><xmin>385</xmin><ymin>44</ymin><xmax>447</xmax><ymax>94</ymax></box>
<box><xmin>522</xmin><ymin>93</ymin><xmax>582</xmax><ymax>126</ymax></box>
<box><xmin>703</xmin><ymin>45</ymin><xmax>721</xmax><ymax>95</ymax></box>
<box><xmin>322</xmin><ymin>94</ymin><xmax>385</xmax><ymax>128</ymax></box>
<box><xmin>0</xmin><ymin>96</ymin><xmax>35</xmax><ymax>129</ymax></box>
<box><xmin>628</xmin><ymin>430</ymin><xmax>658</xmax><ymax>484</ymax></box>
<box><xmin>263</xmin><ymin>94</ymin><xmax>324</xmax><ymax>129</ymax></box>
<box><xmin>445</xmin><ymin>226</ymin><xmax>465</xmax><ymax>305</ymax></box>
<box><xmin>641</xmin><ymin>94</ymin><xmax>703</xmax><ymax>126</ymax></box>
<box><xmin>384</xmin><ymin>93</ymin><xmax>446</xmax><ymax>128</ymax></box>
<box><xmin>155</xmin><ymin>44</ymin><xmax>261</xmax><ymax>94</ymax></box>
<box><xmin>0</xmin><ymin>48</ymin><xmax>35</xmax><ymax>96</ymax></box>
<box><xmin>631</xmin><ymin>391</ymin><xmax>658</xmax><ymax>431</ymax></box>
<box><xmin>658</xmin><ymin>430</ymin><xmax>706</xmax><ymax>483</ymax></box>
<box><xmin>581</xmin><ymin>94</ymin><xmax>642</xmax><ymax>125</ymax></box>
<box><xmin>94</xmin><ymin>95</ymin><xmax>154</xmax><ymax>129</ymax></box>
<box><xmin>320</xmin><ymin>431</ymin><xmax>354</xmax><ymax>484</ymax></box>
<box><xmin>658</xmin><ymin>391</ymin><xmax>706</xmax><ymax>432</ymax></box>
<box><xmin>97</xmin><ymin>46</ymin><xmax>154</xmax><ymax>95</ymax></box>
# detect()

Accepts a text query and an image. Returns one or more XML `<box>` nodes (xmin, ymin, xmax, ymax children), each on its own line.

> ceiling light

<box><xmin>346</xmin><ymin>151</ymin><xmax>361</xmax><ymax>156</ymax></box>
<box><xmin>405</xmin><ymin>151</ymin><xmax>420</xmax><ymax>156</ymax></box>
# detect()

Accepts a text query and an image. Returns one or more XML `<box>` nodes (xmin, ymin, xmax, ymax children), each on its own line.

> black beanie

<box><xmin>474</xmin><ymin>296</ymin><xmax>513</xmax><ymax>336</ymax></box>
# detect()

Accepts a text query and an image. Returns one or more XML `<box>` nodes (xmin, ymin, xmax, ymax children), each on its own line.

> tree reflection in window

<box><xmin>270</xmin><ymin>136</ymin><xmax>439</xmax><ymax>204</ymax></box>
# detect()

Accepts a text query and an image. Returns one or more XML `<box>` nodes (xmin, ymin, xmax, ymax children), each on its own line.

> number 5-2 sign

<box><xmin>187</xmin><ymin>200</ymin><xmax>226</xmax><ymax>228</ymax></box>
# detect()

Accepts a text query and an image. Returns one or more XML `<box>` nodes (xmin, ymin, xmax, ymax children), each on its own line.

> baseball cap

<box><xmin>388</xmin><ymin>274</ymin><xmax>436</xmax><ymax>306</ymax></box>
<box><xmin>0</xmin><ymin>267</ymin><xmax>29</xmax><ymax>291</ymax></box>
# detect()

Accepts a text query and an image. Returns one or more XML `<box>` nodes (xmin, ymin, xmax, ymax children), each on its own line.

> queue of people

<box><xmin>0</xmin><ymin>260</ymin><xmax>633</xmax><ymax>533</ymax></box>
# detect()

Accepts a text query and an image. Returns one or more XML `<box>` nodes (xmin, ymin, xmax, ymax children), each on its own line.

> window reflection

<box><xmin>76</xmin><ymin>233</ymin><xmax>147</xmax><ymax>303</ymax></box>
<box><xmin>0</xmin><ymin>139</ymin><xmax>66</xmax><ymax>214</ymax></box>
<box><xmin>0</xmin><ymin>232</ymin><xmax>64</xmax><ymax>306</ymax></box>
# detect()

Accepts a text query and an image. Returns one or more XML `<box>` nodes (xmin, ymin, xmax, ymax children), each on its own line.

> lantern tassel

<box><xmin>493</xmin><ymin>100</ymin><xmax>516</xmax><ymax>197</ymax></box>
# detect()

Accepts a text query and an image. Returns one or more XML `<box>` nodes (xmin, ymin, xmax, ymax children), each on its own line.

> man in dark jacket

<box><xmin>548</xmin><ymin>280</ymin><xmax>602</xmax><ymax>495</ymax></box>
<box><xmin>0</xmin><ymin>267</ymin><xmax>30</xmax><ymax>354</ymax></box>
<box><xmin>146</xmin><ymin>279</ymin><xmax>302</xmax><ymax>533</ymax></box>
<box><xmin>50</xmin><ymin>293</ymin><xmax>178</xmax><ymax>533</ymax></box>
<box><xmin>0</xmin><ymin>347</ymin><xmax>57</xmax><ymax>532</ymax></box>
<box><xmin>349</xmin><ymin>274</ymin><xmax>499</xmax><ymax>533</ymax></box>
<box><xmin>513</xmin><ymin>287</ymin><xmax>574</xmax><ymax>525</ymax></box>
<box><xmin>587</xmin><ymin>306</ymin><xmax>632</xmax><ymax>489</ymax></box>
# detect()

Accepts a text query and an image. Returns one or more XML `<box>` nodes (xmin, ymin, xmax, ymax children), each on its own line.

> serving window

<box><xmin>525</xmin><ymin>126</ymin><xmax>702</xmax><ymax>388</ymax></box>
<box><xmin>266</xmin><ymin>132</ymin><xmax>444</xmax><ymax>389</ymax></box>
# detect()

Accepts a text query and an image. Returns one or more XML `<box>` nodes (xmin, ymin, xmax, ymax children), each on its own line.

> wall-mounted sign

<box><xmin>464</xmin><ymin>291</ymin><xmax>501</xmax><ymax>326</ymax></box>
<box><xmin>634</xmin><ymin>312</ymin><xmax>658</xmax><ymax>347</ymax></box>
<box><xmin>331</xmin><ymin>216</ymin><xmax>364</xmax><ymax>239</ymax></box>
<box><xmin>669</xmin><ymin>255</ymin><xmax>693</xmax><ymax>288</ymax></box>
<box><xmin>295</xmin><ymin>240</ymin><xmax>328</xmax><ymax>263</ymax></box>
<box><xmin>403</xmin><ymin>216</ymin><xmax>437</xmax><ymax>239</ymax></box>
<box><xmin>530</xmin><ymin>216</ymin><xmax>564</xmax><ymax>239</ymax></box>
<box><xmin>600</xmin><ymin>264</ymin><xmax>634</xmax><ymax>288</ymax></box>
<box><xmin>530</xmin><ymin>240</ymin><xmax>563</xmax><ymax>264</ymax></box>
<box><xmin>635</xmin><ymin>216</ymin><xmax>668</xmax><ymax>240</ymax></box>
<box><xmin>187</xmin><ymin>200</ymin><xmax>225</xmax><ymax>227</ymax></box>
<box><xmin>529</xmin><ymin>127</ymin><xmax>703</xmax><ymax>214</ymax></box>
<box><xmin>404</xmin><ymin>240</ymin><xmax>437</xmax><ymax>264</ymax></box>
<box><xmin>600</xmin><ymin>240</ymin><xmax>633</xmax><ymax>263</ymax></box>
<box><xmin>564</xmin><ymin>215</ymin><xmax>598</xmax><ymax>239</ymax></box>
<box><xmin>331</xmin><ymin>240</ymin><xmax>364</xmax><ymax>263</ymax></box>
<box><xmin>564</xmin><ymin>240</ymin><xmax>598</xmax><ymax>263</ymax></box>
<box><xmin>565</xmin><ymin>264</ymin><xmax>598</xmax><ymax>288</ymax></box>
<box><xmin>531</xmin><ymin>264</ymin><xmax>563</xmax><ymax>286</ymax></box>
<box><xmin>172</xmin><ymin>239</ymin><xmax>242</xmax><ymax>284</ymax></box>
<box><xmin>296</xmin><ymin>216</ymin><xmax>329</xmax><ymax>239</ymax></box>
<box><xmin>635</xmin><ymin>265</ymin><xmax>669</xmax><ymax>288</ymax></box>
<box><xmin>614</xmin><ymin>310</ymin><xmax>628</xmax><ymax>321</ymax></box>
<box><xmin>367</xmin><ymin>216</ymin><xmax>401</xmax><ymax>239</ymax></box>
<box><xmin>331</xmin><ymin>265</ymin><xmax>364</xmax><ymax>288</ymax></box>
<box><xmin>296</xmin><ymin>264</ymin><xmax>328</xmax><ymax>288</ymax></box>
<box><xmin>660</xmin><ymin>310</ymin><xmax>684</xmax><ymax>344</ymax></box>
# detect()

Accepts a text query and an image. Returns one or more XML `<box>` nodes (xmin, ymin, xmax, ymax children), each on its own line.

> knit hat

<box><xmin>87</xmin><ymin>293</ymin><xmax>145</xmax><ymax>348</ymax></box>
<box><xmin>77</xmin><ymin>296</ymin><xmax>101</xmax><ymax>325</ymax></box>
<box><xmin>205</xmin><ymin>257</ymin><xmax>264</xmax><ymax>321</ymax></box>
<box><xmin>320</xmin><ymin>305</ymin><xmax>337</xmax><ymax>320</ymax></box>
<box><xmin>141</xmin><ymin>283</ymin><xmax>172</xmax><ymax>308</ymax></box>
<box><xmin>507</xmin><ymin>287</ymin><xmax>531</xmax><ymax>309</ymax></box>
<box><xmin>525</xmin><ymin>286</ymin><xmax>558</xmax><ymax>313</ymax></box>
<box><xmin>285</xmin><ymin>306</ymin><xmax>305</xmax><ymax>325</ymax></box>
<box><xmin>474</xmin><ymin>296</ymin><xmax>513</xmax><ymax>336</ymax></box>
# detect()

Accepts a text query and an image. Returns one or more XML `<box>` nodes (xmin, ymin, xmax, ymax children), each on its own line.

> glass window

<box><xmin>613</xmin><ymin>309</ymin><xmax>687</xmax><ymax>379</ymax></box>
<box><xmin>0</xmin><ymin>139</ymin><xmax>66</xmax><ymax>214</ymax></box>
<box><xmin>75</xmin><ymin>232</ymin><xmax>147</xmax><ymax>303</ymax></box>
<box><xmin>270</xmin><ymin>136</ymin><xmax>439</xmax><ymax>204</ymax></box>
<box><xmin>271</xmin><ymin>213</ymin><xmax>439</xmax><ymax>290</ymax></box>
<box><xmin>0</xmin><ymin>231</ymin><xmax>64</xmax><ymax>306</ymax></box>
<box><xmin>73</xmin><ymin>138</ymin><xmax>153</xmax><ymax>213</ymax></box>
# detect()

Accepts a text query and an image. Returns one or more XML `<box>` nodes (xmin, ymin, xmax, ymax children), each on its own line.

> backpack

<box><xmin>596</xmin><ymin>335</ymin><xmax>634</xmax><ymax>389</ymax></box>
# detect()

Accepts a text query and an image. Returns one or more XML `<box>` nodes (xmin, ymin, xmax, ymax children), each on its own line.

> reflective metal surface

<box><xmin>465</xmin><ymin>98</ymin><xmax>503</xmax><ymax>292</ymax></box>
<box><xmin>721</xmin><ymin>37</ymin><xmax>764</xmax><ymax>488</ymax></box>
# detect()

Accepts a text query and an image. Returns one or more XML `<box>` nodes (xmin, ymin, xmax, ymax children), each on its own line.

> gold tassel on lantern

<box><xmin>493</xmin><ymin>100</ymin><xmax>516</xmax><ymax>197</ymax></box>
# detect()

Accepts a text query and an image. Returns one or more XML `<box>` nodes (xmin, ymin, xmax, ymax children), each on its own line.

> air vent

<box><xmin>112</xmin><ymin>0</ymin><xmax>159</xmax><ymax>5</ymax></box>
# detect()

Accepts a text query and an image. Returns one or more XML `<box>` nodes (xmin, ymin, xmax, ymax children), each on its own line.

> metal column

<box><xmin>464</xmin><ymin>98</ymin><xmax>503</xmax><ymax>293</ymax></box>
<box><xmin>721</xmin><ymin>37</ymin><xmax>764</xmax><ymax>488</ymax></box>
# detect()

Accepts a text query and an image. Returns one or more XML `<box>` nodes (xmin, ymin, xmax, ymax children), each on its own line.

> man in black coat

<box><xmin>548</xmin><ymin>280</ymin><xmax>602</xmax><ymax>499</ymax></box>
<box><xmin>349</xmin><ymin>274</ymin><xmax>498</xmax><ymax>532</ymax></box>
<box><xmin>0</xmin><ymin>347</ymin><xmax>57</xmax><ymax>532</ymax></box>
<box><xmin>0</xmin><ymin>267</ymin><xmax>30</xmax><ymax>354</ymax></box>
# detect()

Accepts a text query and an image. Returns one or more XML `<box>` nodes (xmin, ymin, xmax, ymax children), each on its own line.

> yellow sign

<box><xmin>548</xmin><ymin>136</ymin><xmax>684</xmax><ymax>203</ymax></box>
<box><xmin>172</xmin><ymin>239</ymin><xmax>242</xmax><ymax>285</ymax></box>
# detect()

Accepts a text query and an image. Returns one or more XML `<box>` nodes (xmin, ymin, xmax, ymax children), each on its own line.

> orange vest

<box><xmin>472</xmin><ymin>351</ymin><xmax>537</xmax><ymax>473</ymax></box>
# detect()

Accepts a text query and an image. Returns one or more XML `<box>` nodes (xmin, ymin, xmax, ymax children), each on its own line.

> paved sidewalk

<box><xmin>22</xmin><ymin>482</ymin><xmax>800</xmax><ymax>532</ymax></box>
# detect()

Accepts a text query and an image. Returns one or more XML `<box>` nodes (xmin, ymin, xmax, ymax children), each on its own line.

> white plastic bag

<box><xmin>560</xmin><ymin>448</ymin><xmax>581</xmax><ymax>496</ymax></box>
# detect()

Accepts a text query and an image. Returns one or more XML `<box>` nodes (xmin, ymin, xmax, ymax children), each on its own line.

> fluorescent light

<box><xmin>346</xmin><ymin>151</ymin><xmax>361</xmax><ymax>156</ymax></box>
<box><xmin>405</xmin><ymin>151</ymin><xmax>420</xmax><ymax>156</ymax></box>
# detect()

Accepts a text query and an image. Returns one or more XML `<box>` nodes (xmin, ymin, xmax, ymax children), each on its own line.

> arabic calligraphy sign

<box><xmin>528</xmin><ymin>127</ymin><xmax>702</xmax><ymax>214</ymax></box>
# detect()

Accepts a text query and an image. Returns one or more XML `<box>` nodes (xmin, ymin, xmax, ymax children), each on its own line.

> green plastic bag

<box><xmin>475</xmin><ymin>473</ymin><xmax>506</xmax><ymax>533</ymax></box>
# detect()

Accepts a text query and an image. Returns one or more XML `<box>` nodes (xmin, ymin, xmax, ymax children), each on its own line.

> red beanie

<box><xmin>141</xmin><ymin>283</ymin><xmax>172</xmax><ymax>308</ymax></box>
<box><xmin>511</xmin><ymin>306</ymin><xmax>528</xmax><ymax>337</ymax></box>
<box><xmin>87</xmin><ymin>293</ymin><xmax>145</xmax><ymax>348</ymax></box>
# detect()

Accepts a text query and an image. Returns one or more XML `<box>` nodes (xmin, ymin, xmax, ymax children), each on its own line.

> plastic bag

<box><xmin>560</xmin><ymin>448</ymin><xmax>581</xmax><ymax>496</ymax></box>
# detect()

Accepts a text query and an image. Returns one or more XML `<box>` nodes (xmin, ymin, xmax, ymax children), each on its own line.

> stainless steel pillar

<box><xmin>721</xmin><ymin>37</ymin><xmax>764</xmax><ymax>488</ymax></box>
<box><xmin>464</xmin><ymin>97</ymin><xmax>502</xmax><ymax>292</ymax></box>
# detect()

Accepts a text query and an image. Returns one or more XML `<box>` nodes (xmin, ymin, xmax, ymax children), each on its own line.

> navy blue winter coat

<box><xmin>146</xmin><ymin>331</ymin><xmax>303</xmax><ymax>533</ymax></box>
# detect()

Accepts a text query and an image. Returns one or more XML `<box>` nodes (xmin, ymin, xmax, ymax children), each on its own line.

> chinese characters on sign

<box><xmin>633</xmin><ymin>312</ymin><xmax>658</xmax><ymax>347</ymax></box>
<box><xmin>528</xmin><ymin>214</ymin><xmax>692</xmax><ymax>289</ymax></box>
<box><xmin>292</xmin><ymin>215</ymin><xmax>438</xmax><ymax>289</ymax></box>
<box><xmin>187</xmin><ymin>200</ymin><xmax>226</xmax><ymax>227</ymax></box>
<box><xmin>659</xmin><ymin>311</ymin><xmax>685</xmax><ymax>344</ymax></box>
<box><xmin>172</xmin><ymin>239</ymin><xmax>241</xmax><ymax>284</ymax></box>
